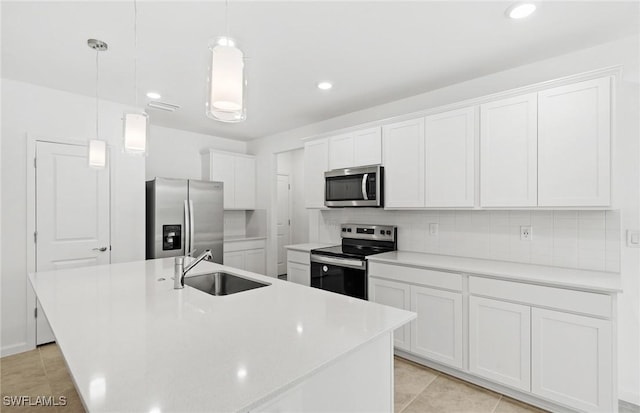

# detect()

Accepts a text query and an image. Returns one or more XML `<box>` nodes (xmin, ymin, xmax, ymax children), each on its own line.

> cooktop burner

<box><xmin>311</xmin><ymin>224</ymin><xmax>397</xmax><ymax>260</ymax></box>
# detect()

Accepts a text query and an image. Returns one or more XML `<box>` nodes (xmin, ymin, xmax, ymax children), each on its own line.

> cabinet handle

<box><xmin>93</xmin><ymin>247</ymin><xmax>108</xmax><ymax>252</ymax></box>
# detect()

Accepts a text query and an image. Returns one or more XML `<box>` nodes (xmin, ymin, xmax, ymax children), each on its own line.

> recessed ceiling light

<box><xmin>317</xmin><ymin>81</ymin><xmax>333</xmax><ymax>90</ymax></box>
<box><xmin>506</xmin><ymin>3</ymin><xmax>536</xmax><ymax>19</ymax></box>
<box><xmin>146</xmin><ymin>92</ymin><xmax>161</xmax><ymax>99</ymax></box>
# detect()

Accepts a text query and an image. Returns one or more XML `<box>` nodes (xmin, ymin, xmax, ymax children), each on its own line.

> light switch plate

<box><xmin>627</xmin><ymin>230</ymin><xmax>640</xmax><ymax>248</ymax></box>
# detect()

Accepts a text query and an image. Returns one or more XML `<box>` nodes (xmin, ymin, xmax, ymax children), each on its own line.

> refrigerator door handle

<box><xmin>184</xmin><ymin>200</ymin><xmax>190</xmax><ymax>254</ymax></box>
<box><xmin>189</xmin><ymin>199</ymin><xmax>195</xmax><ymax>256</ymax></box>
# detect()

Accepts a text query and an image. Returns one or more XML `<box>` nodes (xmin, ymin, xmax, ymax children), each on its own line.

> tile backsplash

<box><xmin>312</xmin><ymin>209</ymin><xmax>621</xmax><ymax>272</ymax></box>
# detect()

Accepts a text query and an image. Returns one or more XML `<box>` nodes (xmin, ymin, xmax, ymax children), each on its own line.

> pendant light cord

<box><xmin>225</xmin><ymin>0</ymin><xmax>229</xmax><ymax>39</ymax></box>
<box><xmin>133</xmin><ymin>0</ymin><xmax>138</xmax><ymax>107</ymax></box>
<box><xmin>95</xmin><ymin>50</ymin><xmax>99</xmax><ymax>140</ymax></box>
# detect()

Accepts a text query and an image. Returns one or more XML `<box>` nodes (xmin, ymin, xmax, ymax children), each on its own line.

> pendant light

<box><xmin>123</xmin><ymin>0</ymin><xmax>149</xmax><ymax>154</ymax></box>
<box><xmin>88</xmin><ymin>39</ymin><xmax>108</xmax><ymax>169</ymax></box>
<box><xmin>205</xmin><ymin>0</ymin><xmax>246</xmax><ymax>123</ymax></box>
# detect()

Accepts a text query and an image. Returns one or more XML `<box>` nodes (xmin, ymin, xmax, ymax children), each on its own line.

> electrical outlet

<box><xmin>429</xmin><ymin>223</ymin><xmax>438</xmax><ymax>236</ymax></box>
<box><xmin>520</xmin><ymin>226</ymin><xmax>532</xmax><ymax>241</ymax></box>
<box><xmin>627</xmin><ymin>230</ymin><xmax>640</xmax><ymax>248</ymax></box>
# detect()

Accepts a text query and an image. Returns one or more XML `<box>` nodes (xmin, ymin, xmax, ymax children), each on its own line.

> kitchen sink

<box><xmin>183</xmin><ymin>272</ymin><xmax>270</xmax><ymax>296</ymax></box>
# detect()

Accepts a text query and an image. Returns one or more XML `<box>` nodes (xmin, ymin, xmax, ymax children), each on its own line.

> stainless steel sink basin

<box><xmin>183</xmin><ymin>272</ymin><xmax>270</xmax><ymax>296</ymax></box>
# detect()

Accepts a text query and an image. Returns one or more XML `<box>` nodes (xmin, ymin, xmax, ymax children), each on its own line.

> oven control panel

<box><xmin>340</xmin><ymin>224</ymin><xmax>396</xmax><ymax>242</ymax></box>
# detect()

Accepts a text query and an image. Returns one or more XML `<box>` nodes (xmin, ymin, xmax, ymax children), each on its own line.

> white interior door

<box><xmin>277</xmin><ymin>174</ymin><xmax>291</xmax><ymax>275</ymax></box>
<box><xmin>35</xmin><ymin>141</ymin><xmax>110</xmax><ymax>344</ymax></box>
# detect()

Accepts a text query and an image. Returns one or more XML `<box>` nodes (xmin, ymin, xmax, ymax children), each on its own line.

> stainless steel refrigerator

<box><xmin>146</xmin><ymin>178</ymin><xmax>223</xmax><ymax>264</ymax></box>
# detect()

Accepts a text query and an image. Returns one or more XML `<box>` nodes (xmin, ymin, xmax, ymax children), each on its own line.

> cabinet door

<box><xmin>382</xmin><ymin>118</ymin><xmax>425</xmax><ymax>208</ymax></box>
<box><xmin>328</xmin><ymin>134</ymin><xmax>354</xmax><ymax>170</ymax></box>
<box><xmin>234</xmin><ymin>156</ymin><xmax>256</xmax><ymax>209</ymax></box>
<box><xmin>304</xmin><ymin>139</ymin><xmax>329</xmax><ymax>208</ymax></box>
<box><xmin>469</xmin><ymin>296</ymin><xmax>531</xmax><ymax>392</ymax></box>
<box><xmin>411</xmin><ymin>286</ymin><xmax>463</xmax><ymax>368</ymax></box>
<box><xmin>353</xmin><ymin>127</ymin><xmax>382</xmax><ymax>167</ymax></box>
<box><xmin>210</xmin><ymin>152</ymin><xmax>236</xmax><ymax>209</ymax></box>
<box><xmin>480</xmin><ymin>93</ymin><xmax>537</xmax><ymax>207</ymax></box>
<box><xmin>538</xmin><ymin>77</ymin><xmax>611</xmax><ymax>206</ymax></box>
<box><xmin>287</xmin><ymin>261</ymin><xmax>310</xmax><ymax>286</ymax></box>
<box><xmin>369</xmin><ymin>278</ymin><xmax>411</xmax><ymax>351</ymax></box>
<box><xmin>244</xmin><ymin>248</ymin><xmax>265</xmax><ymax>274</ymax></box>
<box><xmin>425</xmin><ymin>107</ymin><xmax>476</xmax><ymax>207</ymax></box>
<box><xmin>531</xmin><ymin>308</ymin><xmax>613</xmax><ymax>412</ymax></box>
<box><xmin>223</xmin><ymin>250</ymin><xmax>245</xmax><ymax>270</ymax></box>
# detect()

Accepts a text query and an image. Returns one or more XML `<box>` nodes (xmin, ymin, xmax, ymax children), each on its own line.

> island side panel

<box><xmin>253</xmin><ymin>332</ymin><xmax>394</xmax><ymax>412</ymax></box>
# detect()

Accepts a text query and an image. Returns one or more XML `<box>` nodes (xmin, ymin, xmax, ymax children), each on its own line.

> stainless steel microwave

<box><xmin>324</xmin><ymin>165</ymin><xmax>384</xmax><ymax>207</ymax></box>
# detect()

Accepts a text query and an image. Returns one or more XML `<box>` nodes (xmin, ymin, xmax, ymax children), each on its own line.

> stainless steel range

<box><xmin>310</xmin><ymin>224</ymin><xmax>397</xmax><ymax>300</ymax></box>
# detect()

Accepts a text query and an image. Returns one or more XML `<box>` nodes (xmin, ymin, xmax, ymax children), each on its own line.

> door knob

<box><xmin>93</xmin><ymin>247</ymin><xmax>108</xmax><ymax>252</ymax></box>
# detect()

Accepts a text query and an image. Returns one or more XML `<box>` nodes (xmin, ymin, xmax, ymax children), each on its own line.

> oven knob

<box><xmin>380</xmin><ymin>230</ymin><xmax>384</xmax><ymax>235</ymax></box>
<box><xmin>347</xmin><ymin>228</ymin><xmax>352</xmax><ymax>232</ymax></box>
<box><xmin>386</xmin><ymin>230</ymin><xmax>391</xmax><ymax>235</ymax></box>
<box><xmin>342</xmin><ymin>228</ymin><xmax>346</xmax><ymax>232</ymax></box>
<box><xmin>323</xmin><ymin>266</ymin><xmax>328</xmax><ymax>272</ymax></box>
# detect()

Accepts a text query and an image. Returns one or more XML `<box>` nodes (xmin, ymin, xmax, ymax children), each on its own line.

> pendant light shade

<box><xmin>88</xmin><ymin>139</ymin><xmax>107</xmax><ymax>168</ymax></box>
<box><xmin>206</xmin><ymin>38</ymin><xmax>246</xmax><ymax>123</ymax></box>
<box><xmin>123</xmin><ymin>111</ymin><xmax>148</xmax><ymax>154</ymax></box>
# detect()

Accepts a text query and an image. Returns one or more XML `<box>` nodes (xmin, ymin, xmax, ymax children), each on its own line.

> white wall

<box><xmin>0</xmin><ymin>79</ymin><xmax>146</xmax><ymax>355</ymax></box>
<box><xmin>248</xmin><ymin>35</ymin><xmax>640</xmax><ymax>404</ymax></box>
<box><xmin>146</xmin><ymin>126</ymin><xmax>246</xmax><ymax>180</ymax></box>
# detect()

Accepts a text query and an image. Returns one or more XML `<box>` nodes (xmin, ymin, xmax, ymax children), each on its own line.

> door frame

<box><xmin>25</xmin><ymin>134</ymin><xmax>112</xmax><ymax>348</ymax></box>
<box><xmin>276</xmin><ymin>173</ymin><xmax>292</xmax><ymax>275</ymax></box>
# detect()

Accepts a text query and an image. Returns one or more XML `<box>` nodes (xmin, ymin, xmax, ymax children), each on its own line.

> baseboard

<box><xmin>619</xmin><ymin>399</ymin><xmax>640</xmax><ymax>413</ymax></box>
<box><xmin>1</xmin><ymin>342</ymin><xmax>34</xmax><ymax>358</ymax></box>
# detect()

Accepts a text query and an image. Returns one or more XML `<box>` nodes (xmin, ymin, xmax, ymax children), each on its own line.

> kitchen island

<box><xmin>29</xmin><ymin>258</ymin><xmax>414</xmax><ymax>412</ymax></box>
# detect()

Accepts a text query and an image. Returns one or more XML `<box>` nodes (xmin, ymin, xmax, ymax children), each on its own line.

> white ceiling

<box><xmin>2</xmin><ymin>1</ymin><xmax>638</xmax><ymax>141</ymax></box>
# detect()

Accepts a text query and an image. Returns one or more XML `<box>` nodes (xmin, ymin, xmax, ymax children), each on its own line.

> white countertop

<box><xmin>367</xmin><ymin>251</ymin><xmax>622</xmax><ymax>293</ymax></box>
<box><xmin>285</xmin><ymin>243</ymin><xmax>337</xmax><ymax>252</ymax></box>
<box><xmin>29</xmin><ymin>258</ymin><xmax>414</xmax><ymax>412</ymax></box>
<box><xmin>224</xmin><ymin>235</ymin><xmax>267</xmax><ymax>242</ymax></box>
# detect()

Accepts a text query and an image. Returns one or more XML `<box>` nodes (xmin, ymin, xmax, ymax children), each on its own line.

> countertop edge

<box><xmin>237</xmin><ymin>312</ymin><xmax>416</xmax><ymax>412</ymax></box>
<box><xmin>366</xmin><ymin>253</ymin><xmax>622</xmax><ymax>293</ymax></box>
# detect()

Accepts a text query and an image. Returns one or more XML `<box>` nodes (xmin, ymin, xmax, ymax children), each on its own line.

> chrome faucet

<box><xmin>174</xmin><ymin>249</ymin><xmax>213</xmax><ymax>289</ymax></box>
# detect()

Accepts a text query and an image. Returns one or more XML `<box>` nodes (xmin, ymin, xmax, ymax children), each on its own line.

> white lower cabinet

<box><xmin>287</xmin><ymin>250</ymin><xmax>311</xmax><ymax>286</ymax></box>
<box><xmin>288</xmin><ymin>262</ymin><xmax>310</xmax><ymax>286</ymax></box>
<box><xmin>469</xmin><ymin>296</ymin><xmax>531</xmax><ymax>392</ymax></box>
<box><xmin>411</xmin><ymin>286</ymin><xmax>463</xmax><ymax>368</ymax></box>
<box><xmin>224</xmin><ymin>239</ymin><xmax>266</xmax><ymax>274</ymax></box>
<box><xmin>223</xmin><ymin>250</ymin><xmax>245</xmax><ymax>269</ymax></box>
<box><xmin>531</xmin><ymin>308</ymin><xmax>613</xmax><ymax>413</ymax></box>
<box><xmin>369</xmin><ymin>259</ymin><xmax>616</xmax><ymax>413</ymax></box>
<box><xmin>368</xmin><ymin>278</ymin><xmax>411</xmax><ymax>351</ymax></box>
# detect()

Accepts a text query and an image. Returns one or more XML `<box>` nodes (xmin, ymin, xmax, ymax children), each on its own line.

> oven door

<box><xmin>310</xmin><ymin>255</ymin><xmax>367</xmax><ymax>300</ymax></box>
<box><xmin>325</xmin><ymin>165</ymin><xmax>383</xmax><ymax>207</ymax></box>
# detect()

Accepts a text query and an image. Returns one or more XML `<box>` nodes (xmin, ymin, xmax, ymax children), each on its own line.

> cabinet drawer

<box><xmin>287</xmin><ymin>250</ymin><xmax>310</xmax><ymax>265</ymax></box>
<box><xmin>225</xmin><ymin>239</ymin><xmax>266</xmax><ymax>252</ymax></box>
<box><xmin>368</xmin><ymin>262</ymin><xmax>462</xmax><ymax>291</ymax></box>
<box><xmin>469</xmin><ymin>277</ymin><xmax>611</xmax><ymax>318</ymax></box>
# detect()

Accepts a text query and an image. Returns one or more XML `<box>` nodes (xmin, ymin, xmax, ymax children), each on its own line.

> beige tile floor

<box><xmin>1</xmin><ymin>344</ymin><xmax>546</xmax><ymax>413</ymax></box>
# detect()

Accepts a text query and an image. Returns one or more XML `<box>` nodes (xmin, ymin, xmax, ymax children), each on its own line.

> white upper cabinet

<box><xmin>425</xmin><ymin>107</ymin><xmax>476</xmax><ymax>207</ymax></box>
<box><xmin>353</xmin><ymin>127</ymin><xmax>382</xmax><ymax>167</ymax></box>
<box><xmin>383</xmin><ymin>118</ymin><xmax>426</xmax><ymax>208</ymax></box>
<box><xmin>328</xmin><ymin>134</ymin><xmax>353</xmax><ymax>170</ymax></box>
<box><xmin>328</xmin><ymin>127</ymin><xmax>382</xmax><ymax>170</ymax></box>
<box><xmin>202</xmin><ymin>150</ymin><xmax>256</xmax><ymax>210</ymax></box>
<box><xmin>538</xmin><ymin>77</ymin><xmax>611</xmax><ymax>206</ymax></box>
<box><xmin>480</xmin><ymin>93</ymin><xmax>538</xmax><ymax>207</ymax></box>
<box><xmin>304</xmin><ymin>138</ymin><xmax>329</xmax><ymax>208</ymax></box>
<box><xmin>234</xmin><ymin>155</ymin><xmax>256</xmax><ymax>209</ymax></box>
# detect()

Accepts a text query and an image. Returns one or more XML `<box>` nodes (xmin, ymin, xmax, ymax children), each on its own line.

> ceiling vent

<box><xmin>147</xmin><ymin>101</ymin><xmax>181</xmax><ymax>112</ymax></box>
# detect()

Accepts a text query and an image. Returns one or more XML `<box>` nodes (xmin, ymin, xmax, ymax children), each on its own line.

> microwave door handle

<box><xmin>362</xmin><ymin>173</ymin><xmax>369</xmax><ymax>200</ymax></box>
